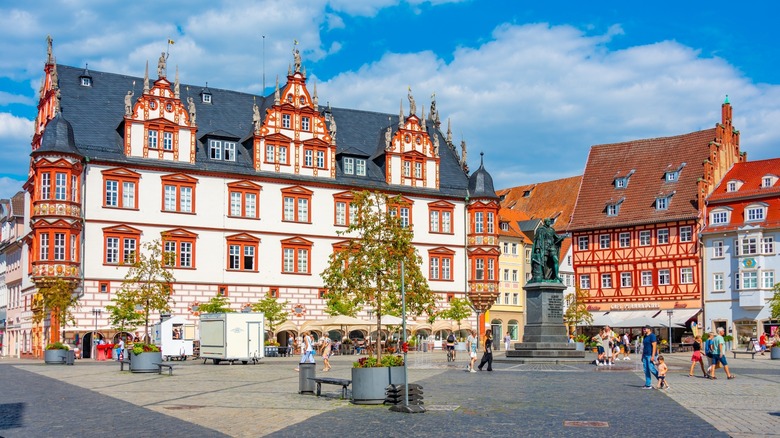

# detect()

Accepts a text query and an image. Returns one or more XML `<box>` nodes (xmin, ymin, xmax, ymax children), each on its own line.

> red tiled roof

<box><xmin>10</xmin><ymin>191</ymin><xmax>25</xmax><ymax>217</ymax></box>
<box><xmin>569</xmin><ymin>129</ymin><xmax>717</xmax><ymax>231</ymax></box>
<box><xmin>497</xmin><ymin>175</ymin><xmax>582</xmax><ymax>229</ymax></box>
<box><xmin>498</xmin><ymin>207</ymin><xmax>531</xmax><ymax>242</ymax></box>
<box><xmin>707</xmin><ymin>158</ymin><xmax>780</xmax><ymax>202</ymax></box>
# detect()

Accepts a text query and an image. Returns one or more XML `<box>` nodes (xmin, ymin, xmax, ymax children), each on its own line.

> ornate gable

<box><xmin>385</xmin><ymin>89</ymin><xmax>440</xmax><ymax>189</ymax></box>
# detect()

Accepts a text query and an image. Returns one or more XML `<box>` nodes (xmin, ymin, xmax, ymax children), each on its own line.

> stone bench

<box><xmin>732</xmin><ymin>350</ymin><xmax>756</xmax><ymax>359</ymax></box>
<box><xmin>153</xmin><ymin>362</ymin><xmax>175</xmax><ymax>376</ymax></box>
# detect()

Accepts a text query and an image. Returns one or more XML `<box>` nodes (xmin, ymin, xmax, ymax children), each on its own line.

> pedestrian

<box><xmin>656</xmin><ymin>355</ymin><xmax>670</xmax><ymax>389</ymax></box>
<box><xmin>712</xmin><ymin>327</ymin><xmax>735</xmax><ymax>379</ymax></box>
<box><xmin>593</xmin><ymin>328</ymin><xmax>605</xmax><ymax>366</ymax></box>
<box><xmin>688</xmin><ymin>335</ymin><xmax>708</xmax><ymax>377</ymax></box>
<box><xmin>478</xmin><ymin>331</ymin><xmax>493</xmax><ymax>371</ymax></box>
<box><xmin>704</xmin><ymin>331</ymin><xmax>716</xmax><ymax>378</ymax></box>
<box><xmin>603</xmin><ymin>325</ymin><xmax>616</xmax><ymax>365</ymax></box>
<box><xmin>641</xmin><ymin>325</ymin><xmax>659</xmax><ymax>389</ymax></box>
<box><xmin>621</xmin><ymin>332</ymin><xmax>632</xmax><ymax>360</ymax></box>
<box><xmin>320</xmin><ymin>334</ymin><xmax>332</xmax><ymax>372</ymax></box>
<box><xmin>294</xmin><ymin>331</ymin><xmax>315</xmax><ymax>371</ymax></box>
<box><xmin>759</xmin><ymin>332</ymin><xmax>767</xmax><ymax>355</ymax></box>
<box><xmin>466</xmin><ymin>329</ymin><xmax>478</xmax><ymax>372</ymax></box>
<box><xmin>504</xmin><ymin>331</ymin><xmax>511</xmax><ymax>351</ymax></box>
<box><xmin>117</xmin><ymin>336</ymin><xmax>125</xmax><ymax>362</ymax></box>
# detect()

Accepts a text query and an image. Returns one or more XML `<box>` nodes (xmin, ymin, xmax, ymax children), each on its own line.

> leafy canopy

<box><xmin>32</xmin><ymin>278</ymin><xmax>80</xmax><ymax>342</ymax></box>
<box><xmin>321</xmin><ymin>191</ymin><xmax>437</xmax><ymax>360</ymax></box>
<box><xmin>197</xmin><ymin>295</ymin><xmax>235</xmax><ymax>314</ymax></box>
<box><xmin>564</xmin><ymin>286</ymin><xmax>593</xmax><ymax>333</ymax></box>
<box><xmin>252</xmin><ymin>295</ymin><xmax>289</xmax><ymax>335</ymax></box>
<box><xmin>770</xmin><ymin>282</ymin><xmax>780</xmax><ymax>320</ymax></box>
<box><xmin>439</xmin><ymin>297</ymin><xmax>472</xmax><ymax>332</ymax></box>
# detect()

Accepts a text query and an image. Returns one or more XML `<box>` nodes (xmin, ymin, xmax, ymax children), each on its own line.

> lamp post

<box><xmin>92</xmin><ymin>308</ymin><xmax>101</xmax><ymax>359</ymax></box>
<box><xmin>666</xmin><ymin>310</ymin><xmax>673</xmax><ymax>354</ymax></box>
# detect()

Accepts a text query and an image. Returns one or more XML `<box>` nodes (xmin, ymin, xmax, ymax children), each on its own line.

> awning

<box><xmin>579</xmin><ymin>310</ymin><xmax>661</xmax><ymax>327</ymax></box>
<box><xmin>663</xmin><ymin>309</ymin><xmax>701</xmax><ymax>327</ymax></box>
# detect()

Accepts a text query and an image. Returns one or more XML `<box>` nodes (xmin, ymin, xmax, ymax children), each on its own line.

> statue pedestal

<box><xmin>504</xmin><ymin>282</ymin><xmax>586</xmax><ymax>362</ymax></box>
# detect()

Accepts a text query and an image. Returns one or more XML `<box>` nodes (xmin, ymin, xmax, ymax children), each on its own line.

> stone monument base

<box><xmin>502</xmin><ymin>281</ymin><xmax>585</xmax><ymax>362</ymax></box>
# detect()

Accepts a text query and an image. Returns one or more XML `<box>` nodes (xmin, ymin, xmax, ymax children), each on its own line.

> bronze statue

<box><xmin>530</xmin><ymin>218</ymin><xmax>566</xmax><ymax>283</ymax></box>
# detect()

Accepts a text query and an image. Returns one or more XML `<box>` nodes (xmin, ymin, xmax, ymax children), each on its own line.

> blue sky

<box><xmin>1</xmin><ymin>0</ymin><xmax>779</xmax><ymax>199</ymax></box>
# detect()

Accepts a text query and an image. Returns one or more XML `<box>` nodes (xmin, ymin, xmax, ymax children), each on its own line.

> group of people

<box><xmin>591</xmin><ymin>325</ymin><xmax>632</xmax><ymax>366</ymax></box>
<box><xmin>465</xmin><ymin>329</ymin><xmax>494</xmax><ymax>372</ymax></box>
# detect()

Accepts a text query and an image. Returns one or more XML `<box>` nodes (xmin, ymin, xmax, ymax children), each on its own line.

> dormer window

<box><xmin>656</xmin><ymin>197</ymin><xmax>669</xmax><ymax>210</ymax></box>
<box><xmin>762</xmin><ymin>175</ymin><xmax>777</xmax><ymax>188</ymax></box>
<box><xmin>665</xmin><ymin>171</ymin><xmax>679</xmax><ymax>182</ymax></box>
<box><xmin>523</xmin><ymin>190</ymin><xmax>531</xmax><ymax>197</ymax></box>
<box><xmin>80</xmin><ymin>77</ymin><xmax>92</xmax><ymax>87</ymax></box>
<box><xmin>202</xmin><ymin>93</ymin><xmax>211</xmax><ymax>103</ymax></box>
<box><xmin>727</xmin><ymin>181</ymin><xmax>737</xmax><ymax>192</ymax></box>
<box><xmin>615</xmin><ymin>178</ymin><xmax>627</xmax><ymax>188</ymax></box>
<box><xmin>745</xmin><ymin>204</ymin><xmax>767</xmax><ymax>222</ymax></box>
<box><xmin>711</xmin><ymin>209</ymin><xmax>730</xmax><ymax>225</ymax></box>
<box><xmin>606</xmin><ymin>198</ymin><xmax>624</xmax><ymax>217</ymax></box>
<box><xmin>209</xmin><ymin>139</ymin><xmax>237</xmax><ymax>162</ymax></box>
<box><xmin>500</xmin><ymin>222</ymin><xmax>509</xmax><ymax>231</ymax></box>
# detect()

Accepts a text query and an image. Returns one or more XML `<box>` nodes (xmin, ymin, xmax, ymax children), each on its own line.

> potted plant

<box><xmin>351</xmin><ymin>354</ymin><xmax>406</xmax><ymax>405</ymax></box>
<box><xmin>574</xmin><ymin>334</ymin><xmax>590</xmax><ymax>352</ymax></box>
<box><xmin>723</xmin><ymin>335</ymin><xmax>733</xmax><ymax>352</ymax></box>
<box><xmin>114</xmin><ymin>239</ymin><xmax>175</xmax><ymax>372</ymax></box>
<box><xmin>44</xmin><ymin>341</ymin><xmax>70</xmax><ymax>364</ymax></box>
<box><xmin>770</xmin><ymin>284</ymin><xmax>780</xmax><ymax>359</ymax></box>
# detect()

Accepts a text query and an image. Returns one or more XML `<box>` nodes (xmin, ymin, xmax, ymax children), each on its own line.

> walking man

<box><xmin>712</xmin><ymin>327</ymin><xmax>735</xmax><ymax>379</ymax></box>
<box><xmin>641</xmin><ymin>325</ymin><xmax>659</xmax><ymax>389</ymax></box>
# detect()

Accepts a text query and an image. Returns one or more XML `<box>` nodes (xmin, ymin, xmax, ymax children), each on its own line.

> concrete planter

<box><xmin>351</xmin><ymin>366</ymin><xmax>406</xmax><ymax>405</ymax></box>
<box><xmin>771</xmin><ymin>347</ymin><xmax>780</xmax><ymax>360</ymax></box>
<box><xmin>129</xmin><ymin>351</ymin><xmax>163</xmax><ymax>373</ymax></box>
<box><xmin>575</xmin><ymin>342</ymin><xmax>585</xmax><ymax>351</ymax></box>
<box><xmin>44</xmin><ymin>349</ymin><xmax>68</xmax><ymax>364</ymax></box>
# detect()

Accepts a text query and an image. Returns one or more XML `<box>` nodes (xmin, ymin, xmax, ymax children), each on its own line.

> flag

<box><xmin>168</xmin><ymin>39</ymin><xmax>175</xmax><ymax>45</ymax></box>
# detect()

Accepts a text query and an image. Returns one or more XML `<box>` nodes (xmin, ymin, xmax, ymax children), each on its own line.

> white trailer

<box><xmin>152</xmin><ymin>315</ymin><xmax>195</xmax><ymax>360</ymax></box>
<box><xmin>199</xmin><ymin>313</ymin><xmax>265</xmax><ymax>364</ymax></box>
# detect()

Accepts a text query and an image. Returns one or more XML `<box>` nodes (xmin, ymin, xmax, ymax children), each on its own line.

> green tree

<box><xmin>252</xmin><ymin>295</ymin><xmax>289</xmax><ymax>339</ymax></box>
<box><xmin>197</xmin><ymin>295</ymin><xmax>235</xmax><ymax>314</ymax></box>
<box><xmin>105</xmin><ymin>295</ymin><xmax>145</xmax><ymax>335</ymax></box>
<box><xmin>32</xmin><ymin>278</ymin><xmax>80</xmax><ymax>343</ymax></box>
<box><xmin>564</xmin><ymin>286</ymin><xmax>593</xmax><ymax>335</ymax></box>
<box><xmin>114</xmin><ymin>239</ymin><xmax>176</xmax><ymax>343</ymax></box>
<box><xmin>440</xmin><ymin>297</ymin><xmax>472</xmax><ymax>336</ymax></box>
<box><xmin>769</xmin><ymin>282</ymin><xmax>780</xmax><ymax>320</ymax></box>
<box><xmin>321</xmin><ymin>190</ymin><xmax>438</xmax><ymax>361</ymax></box>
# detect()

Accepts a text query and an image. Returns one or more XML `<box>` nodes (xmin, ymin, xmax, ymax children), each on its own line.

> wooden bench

<box><xmin>153</xmin><ymin>362</ymin><xmax>175</xmax><ymax>376</ymax></box>
<box><xmin>732</xmin><ymin>350</ymin><xmax>757</xmax><ymax>359</ymax></box>
<box><xmin>308</xmin><ymin>377</ymin><xmax>351</xmax><ymax>399</ymax></box>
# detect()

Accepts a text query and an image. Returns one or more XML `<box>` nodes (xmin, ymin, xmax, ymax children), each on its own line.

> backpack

<box><xmin>447</xmin><ymin>334</ymin><xmax>456</xmax><ymax>343</ymax></box>
<box><xmin>704</xmin><ymin>339</ymin><xmax>714</xmax><ymax>357</ymax></box>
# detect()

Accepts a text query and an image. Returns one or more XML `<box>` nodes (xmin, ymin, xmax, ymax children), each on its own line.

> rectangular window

<box><xmin>579</xmin><ymin>274</ymin><xmax>590</xmax><ymax>289</ymax></box>
<box><xmin>712</xmin><ymin>211</ymin><xmax>728</xmax><ymax>225</ymax></box>
<box><xmin>429</xmin><ymin>210</ymin><xmax>439</xmax><ymax>233</ymax></box>
<box><xmin>163</xmin><ymin>132</ymin><xmax>173</xmax><ymax>150</ymax></box>
<box><xmin>297</xmin><ymin>249</ymin><xmax>308</xmax><ymax>272</ymax></box>
<box><xmin>210</xmin><ymin>140</ymin><xmax>223</xmax><ymax>160</ymax></box>
<box><xmin>301</xmin><ymin>116</ymin><xmax>310</xmax><ymax>131</ymax></box>
<box><xmin>713</xmin><ymin>273</ymin><xmax>724</xmax><ymax>291</ymax></box>
<box><xmin>762</xmin><ymin>271</ymin><xmax>775</xmax><ymax>289</ymax></box>
<box><xmin>179</xmin><ymin>242</ymin><xmax>192</xmax><ymax>268</ymax></box>
<box><xmin>639</xmin><ymin>230</ymin><xmax>651</xmax><ymax>246</ymax></box>
<box><xmin>71</xmin><ymin>175</ymin><xmax>78</xmax><ymax>202</ymax></box>
<box><xmin>283</xmin><ymin>193</ymin><xmax>311</xmax><ymax>223</ymax></box>
<box><xmin>228</xmin><ymin>242</ymin><xmax>257</xmax><ymax>271</ymax></box>
<box><xmin>279</xmin><ymin>146</ymin><xmax>287</xmax><ymax>164</ymax></box>
<box><xmin>343</xmin><ymin>157</ymin><xmax>354</xmax><ymax>175</ymax></box>
<box><xmin>658</xmin><ymin>269</ymin><xmax>670</xmax><ymax>285</ymax></box>
<box><xmin>163</xmin><ymin>236</ymin><xmax>196</xmax><ymax>269</ymax></box>
<box><xmin>282</xmin><ymin>241</ymin><xmax>311</xmax><ymax>274</ymax></box>
<box><xmin>122</xmin><ymin>238</ymin><xmax>136</xmax><ymax>264</ymax></box>
<box><xmin>512</xmin><ymin>270</ymin><xmax>518</xmax><ymax>282</ymax></box>
<box><xmin>742</xmin><ymin>271</ymin><xmax>758</xmax><ymax>289</ymax></box>
<box><xmin>601</xmin><ymin>273</ymin><xmax>612</xmax><ymax>288</ymax></box>
<box><xmin>488</xmin><ymin>259</ymin><xmax>495</xmax><ymax>280</ymax></box>
<box><xmin>282</xmin><ymin>114</ymin><xmax>291</xmax><ymax>129</ymax></box>
<box><xmin>620</xmin><ymin>272</ymin><xmax>632</xmax><ymax>287</ymax></box>
<box><xmin>229</xmin><ymin>188</ymin><xmax>258</xmax><ymax>219</ymax></box>
<box><xmin>224</xmin><ymin>142</ymin><xmax>236</xmax><ymax>161</ymax></box>
<box><xmin>680</xmin><ymin>226</ymin><xmax>692</xmax><ymax>242</ymax></box>
<box><xmin>680</xmin><ymin>267</ymin><xmax>693</xmax><ymax>284</ymax></box>
<box><xmin>355</xmin><ymin>159</ymin><xmax>366</xmax><ymax>176</ymax></box>
<box><xmin>641</xmin><ymin>271</ymin><xmax>652</xmax><ymax>286</ymax></box>
<box><xmin>606</xmin><ymin>204</ymin><xmax>618</xmax><ymax>216</ymax></box>
<box><xmin>430</xmin><ymin>257</ymin><xmax>441</xmax><ymax>280</ymax></box>
<box><xmin>475</xmin><ymin>259</ymin><xmax>484</xmax><ymax>280</ymax></box>
<box><xmin>487</xmin><ymin>212</ymin><xmax>494</xmax><ymax>234</ymax></box>
<box><xmin>316</xmin><ymin>150</ymin><xmax>325</xmax><ymax>169</ymax></box>
<box><xmin>474</xmin><ymin>212</ymin><xmax>484</xmax><ymax>233</ymax></box>
<box><xmin>105</xmin><ymin>180</ymin><xmax>118</xmax><ymax>207</ymax></box>
<box><xmin>106</xmin><ymin>237</ymin><xmax>119</xmax><ymax>264</ymax></box>
<box><xmin>504</xmin><ymin>293</ymin><xmax>510</xmax><ymax>305</ymax></box>
<box><xmin>578</xmin><ymin>236</ymin><xmax>589</xmax><ymax>251</ymax></box>
<box><xmin>122</xmin><ymin>182</ymin><xmax>135</xmax><ymax>208</ymax></box>
<box><xmin>657</xmin><ymin>229</ymin><xmax>669</xmax><ymax>244</ymax></box>
<box><xmin>735</xmin><ymin>273</ymin><xmax>740</xmax><ymax>290</ymax></box>
<box><xmin>39</xmin><ymin>234</ymin><xmax>49</xmax><ymax>260</ymax></box>
<box><xmin>656</xmin><ymin>197</ymin><xmax>668</xmax><ymax>210</ymax></box>
<box><xmin>513</xmin><ymin>244</ymin><xmax>519</xmax><ymax>256</ymax></box>
<box><xmin>713</xmin><ymin>240</ymin><xmax>724</xmax><ymax>258</ymax></box>
<box><xmin>265</xmin><ymin>145</ymin><xmax>275</xmax><ymax>162</ymax></box>
<box><xmin>414</xmin><ymin>162</ymin><xmax>423</xmax><ymax>179</ymax></box>
<box><xmin>619</xmin><ymin>232</ymin><xmax>630</xmax><ymax>248</ymax></box>
<box><xmin>599</xmin><ymin>234</ymin><xmax>610</xmax><ymax>249</ymax></box>
<box><xmin>41</xmin><ymin>172</ymin><xmax>51</xmax><ymax>200</ymax></box>
<box><xmin>148</xmin><ymin>130</ymin><xmax>158</xmax><ymax>149</ymax></box>
<box><xmin>746</xmin><ymin>207</ymin><xmax>765</xmax><ymax>222</ymax></box>
<box><xmin>512</xmin><ymin>293</ymin><xmax>519</xmax><ymax>305</ymax></box>
<box><xmin>742</xmin><ymin>237</ymin><xmax>758</xmax><ymax>255</ymax></box>
<box><xmin>763</xmin><ymin>177</ymin><xmax>773</xmax><ymax>188</ymax></box>
<box><xmin>403</xmin><ymin>160</ymin><xmax>411</xmax><ymax>177</ymax></box>
<box><xmin>53</xmin><ymin>233</ymin><xmax>65</xmax><ymax>261</ymax></box>
<box><xmin>55</xmin><ymin>173</ymin><xmax>67</xmax><ymax>200</ymax></box>
<box><xmin>762</xmin><ymin>237</ymin><xmax>774</xmax><ymax>254</ymax></box>
<box><xmin>442</xmin><ymin>257</ymin><xmax>451</xmax><ymax>280</ymax></box>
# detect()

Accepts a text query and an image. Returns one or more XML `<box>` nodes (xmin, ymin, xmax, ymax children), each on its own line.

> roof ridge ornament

<box><xmin>399</xmin><ymin>99</ymin><xmax>404</xmax><ymax>127</ymax></box>
<box><xmin>174</xmin><ymin>66</ymin><xmax>180</xmax><ymax>98</ymax></box>
<box><xmin>407</xmin><ymin>86</ymin><xmax>416</xmax><ymax>116</ymax></box>
<box><xmin>274</xmin><ymin>76</ymin><xmax>280</xmax><ymax>104</ymax></box>
<box><xmin>143</xmin><ymin>61</ymin><xmax>149</xmax><ymax>93</ymax></box>
<box><xmin>46</xmin><ymin>35</ymin><xmax>54</xmax><ymax>65</ymax></box>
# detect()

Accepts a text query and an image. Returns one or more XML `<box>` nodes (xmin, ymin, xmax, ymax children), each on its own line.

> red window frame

<box><xmin>145</xmin><ymin>122</ymin><xmax>176</xmax><ymax>151</ymax></box>
<box><xmin>402</xmin><ymin>153</ymin><xmax>426</xmax><ymax>181</ymax></box>
<box><xmin>281</xmin><ymin>186</ymin><xmax>313</xmax><ymax>223</ymax></box>
<box><xmin>33</xmin><ymin>220</ymin><xmax>80</xmax><ymax>263</ymax></box>
<box><xmin>264</xmin><ymin>141</ymin><xmax>290</xmax><ymax>165</ymax></box>
<box><xmin>428</xmin><ymin>201</ymin><xmax>454</xmax><ymax>234</ymax></box>
<box><xmin>226</xmin><ymin>233</ymin><xmax>260</xmax><ymax>272</ymax></box>
<box><xmin>303</xmin><ymin>144</ymin><xmax>329</xmax><ymax>170</ymax></box>
<box><xmin>428</xmin><ymin>247</ymin><xmax>455</xmax><ymax>281</ymax></box>
<box><xmin>227</xmin><ymin>180</ymin><xmax>261</xmax><ymax>219</ymax></box>
<box><xmin>333</xmin><ymin>191</ymin><xmax>357</xmax><ymax>227</ymax></box>
<box><xmin>102</xmin><ymin>225</ymin><xmax>141</xmax><ymax>265</ymax></box>
<box><xmin>388</xmin><ymin>197</ymin><xmax>414</xmax><ymax>228</ymax></box>
<box><xmin>162</xmin><ymin>229</ymin><xmax>198</xmax><ymax>269</ymax></box>
<box><xmin>160</xmin><ymin>173</ymin><xmax>198</xmax><ymax>214</ymax></box>
<box><xmin>281</xmin><ymin>237</ymin><xmax>312</xmax><ymax>275</ymax></box>
<box><xmin>102</xmin><ymin>168</ymin><xmax>140</xmax><ymax>209</ymax></box>
<box><xmin>218</xmin><ymin>285</ymin><xmax>229</xmax><ymax>297</ymax></box>
<box><xmin>34</xmin><ymin>158</ymin><xmax>80</xmax><ymax>203</ymax></box>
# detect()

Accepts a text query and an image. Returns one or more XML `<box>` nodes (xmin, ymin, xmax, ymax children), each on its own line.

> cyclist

<box><xmin>446</xmin><ymin>332</ymin><xmax>457</xmax><ymax>361</ymax></box>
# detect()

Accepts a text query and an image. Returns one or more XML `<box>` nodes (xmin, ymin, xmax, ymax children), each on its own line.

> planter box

<box><xmin>44</xmin><ymin>349</ymin><xmax>68</xmax><ymax>364</ymax></box>
<box><xmin>575</xmin><ymin>342</ymin><xmax>585</xmax><ymax>351</ymax></box>
<box><xmin>129</xmin><ymin>351</ymin><xmax>163</xmax><ymax>373</ymax></box>
<box><xmin>771</xmin><ymin>347</ymin><xmax>780</xmax><ymax>360</ymax></box>
<box><xmin>351</xmin><ymin>366</ymin><xmax>406</xmax><ymax>405</ymax></box>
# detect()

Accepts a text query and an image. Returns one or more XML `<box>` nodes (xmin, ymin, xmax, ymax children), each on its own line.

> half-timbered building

<box><xmin>568</xmin><ymin>100</ymin><xmax>745</xmax><ymax>333</ymax></box>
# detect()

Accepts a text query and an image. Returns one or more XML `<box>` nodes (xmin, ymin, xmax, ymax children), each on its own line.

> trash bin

<box><xmin>66</xmin><ymin>350</ymin><xmax>76</xmax><ymax>365</ymax></box>
<box><xmin>298</xmin><ymin>362</ymin><xmax>316</xmax><ymax>394</ymax></box>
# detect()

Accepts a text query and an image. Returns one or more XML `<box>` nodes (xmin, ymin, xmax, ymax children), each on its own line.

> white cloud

<box><xmin>0</xmin><ymin>112</ymin><xmax>33</xmax><ymax>139</ymax></box>
<box><xmin>0</xmin><ymin>91</ymin><xmax>35</xmax><ymax>106</ymax></box>
<box><xmin>0</xmin><ymin>176</ymin><xmax>25</xmax><ymax>200</ymax></box>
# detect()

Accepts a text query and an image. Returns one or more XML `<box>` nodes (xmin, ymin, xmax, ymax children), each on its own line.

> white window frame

<box><xmin>639</xmin><ymin>230</ymin><xmax>651</xmax><ymax>246</ymax></box>
<box><xmin>742</xmin><ymin>271</ymin><xmax>758</xmax><ymax>289</ymax></box>
<box><xmin>578</xmin><ymin>236</ymin><xmax>589</xmax><ymax>251</ymax></box>
<box><xmin>680</xmin><ymin>226</ymin><xmax>692</xmax><ymax>242</ymax></box>
<box><xmin>657</xmin><ymin>228</ymin><xmax>669</xmax><ymax>244</ymax></box>
<box><xmin>619</xmin><ymin>232</ymin><xmax>630</xmax><ymax>248</ymax></box>
<box><xmin>762</xmin><ymin>237</ymin><xmax>775</xmax><ymax>254</ymax></box>
<box><xmin>746</xmin><ymin>206</ymin><xmax>765</xmax><ymax>222</ymax></box>
<box><xmin>713</xmin><ymin>240</ymin><xmax>724</xmax><ymax>258</ymax></box>
<box><xmin>620</xmin><ymin>272</ymin><xmax>632</xmax><ymax>288</ymax></box>
<box><xmin>641</xmin><ymin>271</ymin><xmax>652</xmax><ymax>287</ymax></box>
<box><xmin>711</xmin><ymin>210</ymin><xmax>728</xmax><ymax>225</ymax></box>
<box><xmin>599</xmin><ymin>234</ymin><xmax>610</xmax><ymax>249</ymax></box>
<box><xmin>658</xmin><ymin>269</ymin><xmax>670</xmax><ymax>286</ymax></box>
<box><xmin>656</xmin><ymin>197</ymin><xmax>669</xmax><ymax>210</ymax></box>
<box><xmin>343</xmin><ymin>157</ymin><xmax>354</xmax><ymax>175</ymax></box>
<box><xmin>680</xmin><ymin>267</ymin><xmax>693</xmax><ymax>284</ymax></box>
<box><xmin>579</xmin><ymin>274</ymin><xmax>590</xmax><ymax>289</ymax></box>
<box><xmin>713</xmin><ymin>273</ymin><xmax>724</xmax><ymax>291</ymax></box>
<box><xmin>762</xmin><ymin>271</ymin><xmax>775</xmax><ymax>289</ymax></box>
<box><xmin>601</xmin><ymin>273</ymin><xmax>612</xmax><ymax>288</ymax></box>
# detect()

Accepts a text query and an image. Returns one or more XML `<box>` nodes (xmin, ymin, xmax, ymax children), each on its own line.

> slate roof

<box><xmin>568</xmin><ymin>130</ymin><xmax>717</xmax><ymax>231</ymax></box>
<box><xmin>468</xmin><ymin>154</ymin><xmax>500</xmax><ymax>199</ymax></box>
<box><xmin>53</xmin><ymin>64</ymin><xmax>472</xmax><ymax>198</ymax></box>
<box><xmin>37</xmin><ymin>113</ymin><xmax>81</xmax><ymax>156</ymax></box>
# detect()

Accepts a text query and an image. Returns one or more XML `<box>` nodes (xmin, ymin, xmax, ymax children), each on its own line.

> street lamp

<box><xmin>666</xmin><ymin>310</ymin><xmax>673</xmax><ymax>354</ymax></box>
<box><xmin>92</xmin><ymin>308</ymin><xmax>102</xmax><ymax>359</ymax></box>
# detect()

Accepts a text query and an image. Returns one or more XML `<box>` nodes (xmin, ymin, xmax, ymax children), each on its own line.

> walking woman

<box><xmin>688</xmin><ymin>335</ymin><xmax>708</xmax><ymax>377</ymax></box>
<box><xmin>477</xmin><ymin>331</ymin><xmax>494</xmax><ymax>371</ymax></box>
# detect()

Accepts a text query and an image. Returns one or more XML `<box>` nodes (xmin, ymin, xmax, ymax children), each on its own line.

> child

<box><xmin>657</xmin><ymin>355</ymin><xmax>670</xmax><ymax>389</ymax></box>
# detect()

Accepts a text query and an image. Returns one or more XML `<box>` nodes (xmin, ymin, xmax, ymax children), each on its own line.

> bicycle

<box><xmin>446</xmin><ymin>345</ymin><xmax>455</xmax><ymax>362</ymax></box>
